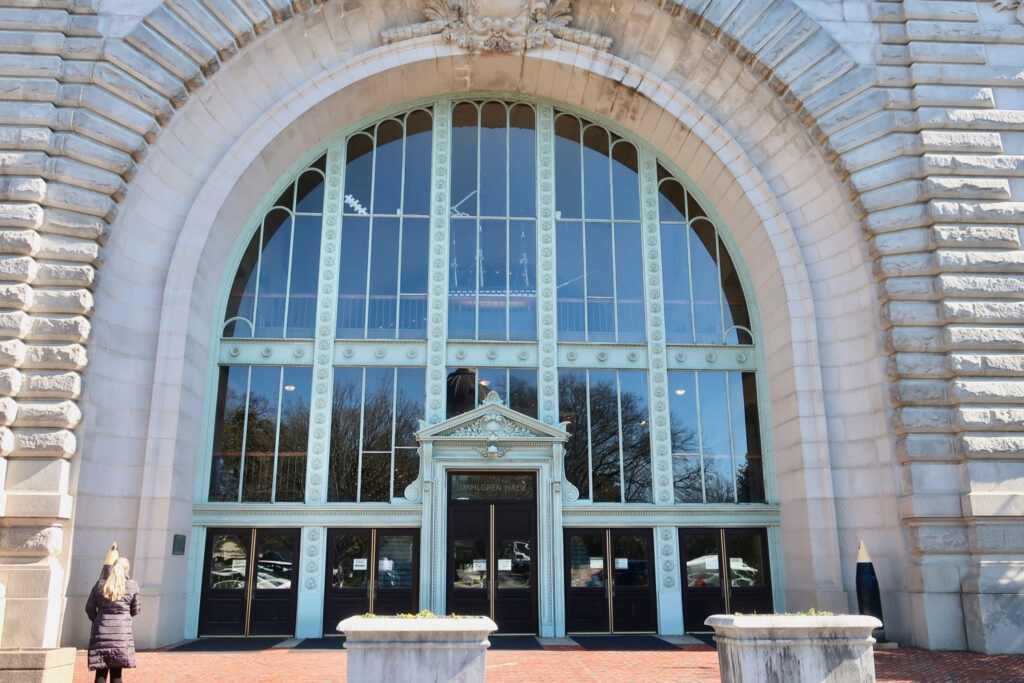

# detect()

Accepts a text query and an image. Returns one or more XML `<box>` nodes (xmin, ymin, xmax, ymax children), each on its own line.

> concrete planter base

<box><xmin>705</xmin><ymin>614</ymin><xmax>882</xmax><ymax>683</ymax></box>
<box><xmin>338</xmin><ymin>616</ymin><xmax>497</xmax><ymax>683</ymax></box>
<box><xmin>0</xmin><ymin>647</ymin><xmax>76</xmax><ymax>683</ymax></box>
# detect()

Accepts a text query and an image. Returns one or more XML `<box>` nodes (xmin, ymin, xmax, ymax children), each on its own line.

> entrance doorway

<box><xmin>199</xmin><ymin>528</ymin><xmax>299</xmax><ymax>637</ymax></box>
<box><xmin>564</xmin><ymin>528</ymin><xmax>657</xmax><ymax>633</ymax></box>
<box><xmin>680</xmin><ymin>527</ymin><xmax>773</xmax><ymax>632</ymax></box>
<box><xmin>322</xmin><ymin>528</ymin><xmax>419</xmax><ymax>634</ymax></box>
<box><xmin>446</xmin><ymin>472</ymin><xmax>537</xmax><ymax>634</ymax></box>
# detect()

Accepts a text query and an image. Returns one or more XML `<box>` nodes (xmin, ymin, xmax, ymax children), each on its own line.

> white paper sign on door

<box><xmin>473</xmin><ymin>559</ymin><xmax>487</xmax><ymax>572</ymax></box>
<box><xmin>352</xmin><ymin>558</ymin><xmax>367</xmax><ymax>571</ymax></box>
<box><xmin>498</xmin><ymin>558</ymin><xmax>512</xmax><ymax>571</ymax></box>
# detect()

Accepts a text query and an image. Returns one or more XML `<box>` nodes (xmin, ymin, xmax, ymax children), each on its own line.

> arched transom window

<box><xmin>208</xmin><ymin>99</ymin><xmax>765</xmax><ymax>507</ymax></box>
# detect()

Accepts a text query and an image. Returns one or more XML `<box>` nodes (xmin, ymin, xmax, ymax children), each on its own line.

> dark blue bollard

<box><xmin>855</xmin><ymin>540</ymin><xmax>887</xmax><ymax>643</ymax></box>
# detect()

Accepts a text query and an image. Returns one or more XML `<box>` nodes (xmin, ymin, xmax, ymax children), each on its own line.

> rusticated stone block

<box><xmin>40</xmin><ymin>207</ymin><xmax>108</xmax><ymax>243</ymax></box>
<box><xmin>0</xmin><ymin>368</ymin><xmax>22</xmax><ymax>395</ymax></box>
<box><xmin>19</xmin><ymin>371</ymin><xmax>79</xmax><ymax>399</ymax></box>
<box><xmin>27</xmin><ymin>316</ymin><xmax>90</xmax><ymax>343</ymax></box>
<box><xmin>942</xmin><ymin>301</ymin><xmax>1024</xmax><ymax>325</ymax></box>
<box><xmin>26</xmin><ymin>288</ymin><xmax>93</xmax><ymax>315</ymax></box>
<box><xmin>0</xmin><ymin>339</ymin><xmax>25</xmax><ymax>365</ymax></box>
<box><xmin>21</xmin><ymin>343</ymin><xmax>87</xmax><ymax>370</ymax></box>
<box><xmin>0</xmin><ymin>177</ymin><xmax>46</xmax><ymax>204</ymax></box>
<box><xmin>0</xmin><ymin>427</ymin><xmax>12</xmax><ymax>456</ymax></box>
<box><xmin>939</xmin><ymin>275</ymin><xmax>1024</xmax><ymax>298</ymax></box>
<box><xmin>895</xmin><ymin>406</ymin><xmax>954</xmax><ymax>432</ymax></box>
<box><xmin>36</xmin><ymin>234</ymin><xmax>101</xmax><ymax>264</ymax></box>
<box><xmin>950</xmin><ymin>352</ymin><xmax>1024</xmax><ymax>375</ymax></box>
<box><xmin>11</xmin><ymin>400</ymin><xmax>81</xmax><ymax>429</ymax></box>
<box><xmin>945</xmin><ymin>325</ymin><xmax>1024</xmax><ymax>350</ymax></box>
<box><xmin>0</xmin><ymin>202</ymin><xmax>44</xmax><ymax>230</ymax></box>
<box><xmin>891</xmin><ymin>378</ymin><xmax>949</xmax><ymax>405</ymax></box>
<box><xmin>0</xmin><ymin>256</ymin><xmax>39</xmax><ymax>283</ymax></box>
<box><xmin>0</xmin><ymin>312</ymin><xmax>31</xmax><ymax>338</ymax></box>
<box><xmin>0</xmin><ymin>397</ymin><xmax>17</xmax><ymax>426</ymax></box>
<box><xmin>0</xmin><ymin>227</ymin><xmax>42</xmax><ymax>257</ymax></box>
<box><xmin>953</xmin><ymin>379</ymin><xmax>1024</xmax><ymax>402</ymax></box>
<box><xmin>896</xmin><ymin>433</ymin><xmax>958</xmax><ymax>461</ymax></box>
<box><xmin>887</xmin><ymin>326</ymin><xmax>945</xmax><ymax>353</ymax></box>
<box><xmin>957</xmin><ymin>407</ymin><xmax>1024</xmax><ymax>430</ymax></box>
<box><xmin>11</xmin><ymin>428</ymin><xmax>75</xmax><ymax>458</ymax></box>
<box><xmin>0</xmin><ymin>525</ymin><xmax>63</xmax><ymax>555</ymax></box>
<box><xmin>960</xmin><ymin>434</ymin><xmax>1024</xmax><ymax>459</ymax></box>
<box><xmin>35</xmin><ymin>262</ymin><xmax>96</xmax><ymax>288</ymax></box>
<box><xmin>0</xmin><ymin>283</ymin><xmax>33</xmax><ymax>310</ymax></box>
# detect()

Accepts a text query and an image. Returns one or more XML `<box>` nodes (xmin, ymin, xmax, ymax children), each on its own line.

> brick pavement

<box><xmin>70</xmin><ymin>639</ymin><xmax>1024</xmax><ymax>683</ymax></box>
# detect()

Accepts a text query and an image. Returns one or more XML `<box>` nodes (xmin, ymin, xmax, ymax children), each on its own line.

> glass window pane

<box><xmin>275</xmin><ymin>366</ymin><xmax>311</xmax><ymax>502</ymax></box>
<box><xmin>612</xmin><ymin>535</ymin><xmax>649</xmax><ymax>587</ymax></box>
<box><xmin>256</xmin><ymin>534</ymin><xmax>294</xmax><ymax>590</ymax></box>
<box><xmin>331</xmin><ymin>534</ymin><xmax>369</xmax><ymax>588</ymax></box>
<box><xmin>719</xmin><ymin>240</ymin><xmax>752</xmax><ymax>344</ymax></box>
<box><xmin>209</xmin><ymin>534</ymin><xmax>249</xmax><ymax>590</ymax></box>
<box><xmin>611</xmin><ymin>142</ymin><xmax>640</xmax><ymax>221</ymax></box>
<box><xmin>372</xmin><ymin>119</ymin><xmax>404</xmax><ymax>215</ymax></box>
<box><xmin>692</xmin><ymin>219</ymin><xmax>724</xmax><ymax>344</ymax></box>
<box><xmin>554</xmin><ymin>115</ymin><xmax>582</xmax><ymax>219</ymax></box>
<box><xmin>399</xmin><ymin>217</ymin><xmax>429</xmax><ymax>339</ymax></box>
<box><xmin>479</xmin><ymin>102</ymin><xmax>508</xmax><ymax>217</ymax></box>
<box><xmin>378</xmin><ymin>534</ymin><xmax>415</xmax><ymax>590</ymax></box>
<box><xmin>588</xmin><ymin>370</ymin><xmax>621</xmax><ymax>502</ymax></box>
<box><xmin>254</xmin><ymin>209</ymin><xmax>292</xmax><ymax>338</ymax></box>
<box><xmin>581</xmin><ymin>125</ymin><xmax>611</xmax><ymax>220</ymax></box>
<box><xmin>403</xmin><ymin>109</ymin><xmax>433</xmax><ymax>215</ymax></box>
<box><xmin>224</xmin><ymin>236</ymin><xmax>260</xmax><ymax>338</ymax></box>
<box><xmin>337</xmin><ymin>215</ymin><xmax>370</xmax><ymax>338</ymax></box>
<box><xmin>673</xmin><ymin>454</ymin><xmax>703</xmax><ymax>503</ymax></box>
<box><xmin>367</xmin><ymin>217</ymin><xmax>400</xmax><ymax>338</ymax></box>
<box><xmin>699</xmin><ymin>372</ymin><xmax>731</xmax><ymax>455</ymax></box>
<box><xmin>567</xmin><ymin>534</ymin><xmax>605</xmax><ymax>588</ymax></box>
<box><xmin>345</xmin><ymin>132</ymin><xmax>373</xmax><ymax>214</ymax></box>
<box><xmin>395</xmin><ymin>368</ymin><xmax>425</xmax><ymax>447</ymax></box>
<box><xmin>446</xmin><ymin>367</ymin><xmax>483</xmax><ymax>418</ymax></box>
<box><xmin>614</xmin><ymin>222</ymin><xmax>645</xmax><ymax>343</ymax></box>
<box><xmin>556</xmin><ymin>221</ymin><xmax>585</xmax><ymax>341</ymax></box>
<box><xmin>242</xmin><ymin>366</ymin><xmax>282</xmax><ymax>502</ymax></box>
<box><xmin>508</xmin><ymin>369</ymin><xmax>537</xmax><ymax>418</ymax></box>
<box><xmin>684</xmin><ymin>533</ymin><xmax>721</xmax><ymax>588</ymax></box>
<box><xmin>726</xmin><ymin>533</ymin><xmax>766</xmax><ymax>588</ymax></box>
<box><xmin>286</xmin><ymin>215</ymin><xmax>321</xmax><ymax>338</ymax></box>
<box><xmin>737</xmin><ymin>372</ymin><xmax>764</xmax><ymax>503</ymax></box>
<box><xmin>209</xmin><ymin>366</ymin><xmax>250</xmax><ymax>501</ymax></box>
<box><xmin>508</xmin><ymin>104</ymin><xmax>536</xmax><ymax>216</ymax></box>
<box><xmin>559</xmin><ymin>369</ymin><xmax>590</xmax><ymax>500</ymax></box>
<box><xmin>362</xmin><ymin>368</ymin><xmax>394</xmax><ymax>452</ymax></box>
<box><xmin>661</xmin><ymin>221</ymin><xmax>693</xmax><ymax>344</ymax></box>
<box><xmin>295</xmin><ymin>164</ymin><xmax>325</xmax><ymax>214</ymax></box>
<box><xmin>329</xmin><ymin>368</ymin><xmax>362</xmax><ymax>502</ymax></box>
<box><xmin>361</xmin><ymin>451</ymin><xmax>391</xmax><ymax>502</ymax></box>
<box><xmin>619</xmin><ymin>371</ymin><xmax>651</xmax><ymax>503</ymax></box>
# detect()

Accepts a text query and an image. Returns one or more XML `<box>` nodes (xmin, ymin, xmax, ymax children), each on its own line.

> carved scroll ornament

<box><xmin>381</xmin><ymin>0</ymin><xmax>612</xmax><ymax>53</ymax></box>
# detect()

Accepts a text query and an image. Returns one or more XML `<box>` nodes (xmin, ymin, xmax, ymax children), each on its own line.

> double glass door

<box><xmin>199</xmin><ymin>527</ymin><xmax>299</xmax><ymax>637</ymax></box>
<box><xmin>680</xmin><ymin>527</ymin><xmax>772</xmax><ymax>632</ymax></box>
<box><xmin>447</xmin><ymin>472</ymin><xmax>537</xmax><ymax>634</ymax></box>
<box><xmin>323</xmin><ymin>528</ymin><xmax>419</xmax><ymax>634</ymax></box>
<box><xmin>564</xmin><ymin>528</ymin><xmax>657</xmax><ymax>633</ymax></box>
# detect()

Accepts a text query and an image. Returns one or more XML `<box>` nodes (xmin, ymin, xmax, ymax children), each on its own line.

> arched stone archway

<box><xmin>5</xmin><ymin>0</ymin><xmax>1023</xmax><ymax>654</ymax></box>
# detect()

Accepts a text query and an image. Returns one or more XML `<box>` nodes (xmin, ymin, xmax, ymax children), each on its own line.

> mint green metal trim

<box><xmin>535</xmin><ymin>103</ymin><xmax>560</xmax><ymax>426</ymax></box>
<box><xmin>426</xmin><ymin>100</ymin><xmax>453</xmax><ymax>425</ymax></box>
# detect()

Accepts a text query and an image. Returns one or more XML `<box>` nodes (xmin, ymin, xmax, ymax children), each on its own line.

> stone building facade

<box><xmin>0</xmin><ymin>0</ymin><xmax>1022</xmax><ymax>655</ymax></box>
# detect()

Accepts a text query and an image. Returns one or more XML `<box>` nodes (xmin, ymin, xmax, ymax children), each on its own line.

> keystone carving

<box><xmin>991</xmin><ymin>0</ymin><xmax>1024</xmax><ymax>23</ymax></box>
<box><xmin>381</xmin><ymin>0</ymin><xmax>612</xmax><ymax>53</ymax></box>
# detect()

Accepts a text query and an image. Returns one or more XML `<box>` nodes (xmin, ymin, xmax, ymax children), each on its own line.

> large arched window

<box><xmin>208</xmin><ymin>99</ymin><xmax>764</xmax><ymax>506</ymax></box>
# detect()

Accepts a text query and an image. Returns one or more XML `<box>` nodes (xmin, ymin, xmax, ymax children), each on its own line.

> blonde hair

<box><xmin>101</xmin><ymin>557</ymin><xmax>130</xmax><ymax>601</ymax></box>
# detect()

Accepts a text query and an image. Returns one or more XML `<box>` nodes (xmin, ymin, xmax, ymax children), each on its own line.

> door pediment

<box><xmin>416</xmin><ymin>392</ymin><xmax>568</xmax><ymax>457</ymax></box>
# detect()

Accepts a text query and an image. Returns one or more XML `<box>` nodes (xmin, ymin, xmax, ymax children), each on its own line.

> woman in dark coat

<box><xmin>86</xmin><ymin>556</ymin><xmax>141</xmax><ymax>682</ymax></box>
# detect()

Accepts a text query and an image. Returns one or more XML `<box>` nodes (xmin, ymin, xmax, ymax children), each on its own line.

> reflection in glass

<box><xmin>684</xmin><ymin>534</ymin><xmax>721</xmax><ymax>588</ymax></box>
<box><xmin>726</xmin><ymin>533</ymin><xmax>766</xmax><ymax>588</ymax></box>
<box><xmin>668</xmin><ymin>370</ymin><xmax>764</xmax><ymax>504</ymax></box>
<box><xmin>446</xmin><ymin>367</ymin><xmax>538</xmax><ymax>418</ymax></box>
<box><xmin>558</xmin><ymin>369</ymin><xmax>651</xmax><ymax>503</ymax></box>
<box><xmin>452</xmin><ymin>539</ymin><xmax>487</xmax><ymax>590</ymax></box>
<box><xmin>567</xmin><ymin>534</ymin><xmax>605</xmax><ymax>588</ymax></box>
<box><xmin>497</xmin><ymin>539</ymin><xmax>531</xmax><ymax>589</ymax></box>
<box><xmin>612</xmin><ymin>535</ymin><xmax>650</xmax><ymax>588</ymax></box>
<box><xmin>208</xmin><ymin>534</ymin><xmax>249</xmax><ymax>590</ymax></box>
<box><xmin>208</xmin><ymin>365</ymin><xmax>311</xmax><ymax>503</ymax></box>
<box><xmin>256</xmin><ymin>534</ymin><xmax>293</xmax><ymax>590</ymax></box>
<box><xmin>328</xmin><ymin>367</ymin><xmax>424</xmax><ymax>502</ymax></box>
<box><xmin>377</xmin><ymin>535</ymin><xmax>415</xmax><ymax>590</ymax></box>
<box><xmin>331</xmin><ymin>534</ymin><xmax>369</xmax><ymax>589</ymax></box>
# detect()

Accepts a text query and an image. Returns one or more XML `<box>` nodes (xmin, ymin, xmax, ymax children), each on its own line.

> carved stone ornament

<box><xmin>381</xmin><ymin>0</ymin><xmax>612</xmax><ymax>53</ymax></box>
<box><xmin>991</xmin><ymin>0</ymin><xmax>1024</xmax><ymax>23</ymax></box>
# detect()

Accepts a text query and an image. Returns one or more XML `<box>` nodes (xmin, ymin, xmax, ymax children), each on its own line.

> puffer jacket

<box><xmin>85</xmin><ymin>578</ymin><xmax>141</xmax><ymax>670</ymax></box>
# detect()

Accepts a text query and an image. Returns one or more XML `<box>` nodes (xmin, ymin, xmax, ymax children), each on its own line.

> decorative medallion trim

<box><xmin>381</xmin><ymin>0</ymin><xmax>612</xmax><ymax>53</ymax></box>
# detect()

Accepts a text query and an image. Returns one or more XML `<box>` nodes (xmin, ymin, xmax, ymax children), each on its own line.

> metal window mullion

<box><xmin>304</xmin><ymin>144</ymin><xmax>345</xmax><ymax>504</ymax></box>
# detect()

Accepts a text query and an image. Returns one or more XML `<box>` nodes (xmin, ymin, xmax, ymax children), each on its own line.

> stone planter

<box><xmin>0</xmin><ymin>647</ymin><xmax>76</xmax><ymax>683</ymax></box>
<box><xmin>705</xmin><ymin>614</ymin><xmax>882</xmax><ymax>683</ymax></box>
<box><xmin>338</xmin><ymin>615</ymin><xmax>497</xmax><ymax>683</ymax></box>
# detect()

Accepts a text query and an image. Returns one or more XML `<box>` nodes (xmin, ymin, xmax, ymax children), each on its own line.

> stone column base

<box><xmin>0</xmin><ymin>647</ymin><xmax>76</xmax><ymax>683</ymax></box>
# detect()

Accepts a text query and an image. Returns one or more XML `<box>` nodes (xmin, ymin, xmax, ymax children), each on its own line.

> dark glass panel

<box><xmin>403</xmin><ymin>109</ymin><xmax>433</xmax><ymax>215</ymax></box>
<box><xmin>508</xmin><ymin>368</ymin><xmax>537</xmax><ymax>418</ymax></box>
<box><xmin>362</xmin><ymin>367</ymin><xmax>394</xmax><ymax>452</ymax></box>
<box><xmin>614</xmin><ymin>222</ymin><xmax>645</xmax><ymax>343</ymax></box>
<box><xmin>668</xmin><ymin>371</ymin><xmax>701</xmax><ymax>503</ymax></box>
<box><xmin>661</xmin><ymin>221</ymin><xmax>693</xmax><ymax>344</ymax></box>
<box><xmin>377</xmin><ymin>535</ymin><xmax>416</xmax><ymax>589</ymax></box>
<box><xmin>286</xmin><ymin>214</ymin><xmax>321</xmax><ymax>338</ymax></box>
<box><xmin>399</xmin><ymin>216</ymin><xmax>429</xmax><ymax>339</ymax></box>
<box><xmin>256</xmin><ymin>534</ymin><xmax>294</xmax><ymax>590</ymax></box>
<box><xmin>619</xmin><ymin>371</ymin><xmax>652</xmax><ymax>503</ymax></box>
<box><xmin>209</xmin><ymin>366</ymin><xmax>250</xmax><ymax>501</ymax></box>
<box><xmin>657</xmin><ymin>175</ymin><xmax>687</xmax><ymax>223</ymax></box>
<box><xmin>556</xmin><ymin>221</ymin><xmax>585</xmax><ymax>341</ymax></box>
<box><xmin>673</xmin><ymin>454</ymin><xmax>703</xmax><ymax>503</ymax></box>
<box><xmin>295</xmin><ymin>167</ymin><xmax>325</xmax><ymax>214</ymax></box>
<box><xmin>373</xmin><ymin>118</ymin><xmax>405</xmax><ymax>215</ymax></box>
<box><xmin>393</xmin><ymin>448</ymin><xmax>419</xmax><ymax>499</ymax></box>
<box><xmin>337</xmin><ymin>215</ymin><xmax>370</xmax><ymax>338</ymax></box>
<box><xmin>209</xmin><ymin>533</ymin><xmax>249</xmax><ymax>589</ymax></box>
<box><xmin>558</xmin><ymin>369</ymin><xmax>590</xmax><ymax>499</ymax></box>
<box><xmin>611</xmin><ymin>141</ymin><xmax>640</xmax><ymax>221</ymax></box>
<box><xmin>479</xmin><ymin>101</ymin><xmax>508</xmax><ymax>217</ymax></box>
<box><xmin>450</xmin><ymin>102</ymin><xmax>480</xmax><ymax>218</ymax></box>
<box><xmin>704</xmin><ymin>454</ymin><xmax>735</xmax><ymax>503</ymax></box>
<box><xmin>719</xmin><ymin>238</ymin><xmax>752</xmax><ymax>344</ymax></box>
<box><xmin>691</xmin><ymin>219</ymin><xmax>723</xmax><ymax>344</ymax></box>
<box><xmin>331</xmin><ymin>534</ymin><xmax>369</xmax><ymax>588</ymax></box>
<box><xmin>328</xmin><ymin>367</ymin><xmax>362</xmax><ymax>502</ymax></box>
<box><xmin>581</xmin><ymin>125</ymin><xmax>612</xmax><ymax>220</ymax></box>
<box><xmin>684</xmin><ymin>533</ymin><xmax>721</xmax><ymax>588</ymax></box>
<box><xmin>394</xmin><ymin>368</ymin><xmax>425</xmax><ymax>447</ymax></box>
<box><xmin>344</xmin><ymin>132</ymin><xmax>374</xmax><ymax>216</ymax></box>
<box><xmin>567</xmin><ymin>533</ymin><xmax>605</xmax><ymax>588</ymax></box>
<box><xmin>612</xmin><ymin>535</ymin><xmax>649</xmax><ymax>588</ymax></box>
<box><xmin>699</xmin><ymin>372</ymin><xmax>730</xmax><ymax>455</ymax></box>
<box><xmin>588</xmin><ymin>370</ymin><xmax>622</xmax><ymax>503</ymax></box>
<box><xmin>737</xmin><ymin>372</ymin><xmax>765</xmax><ymax>503</ymax></box>
<box><xmin>360</xmin><ymin>451</ymin><xmax>391</xmax><ymax>502</ymax></box>
<box><xmin>725</xmin><ymin>533</ymin><xmax>766</xmax><ymax>588</ymax></box>
<box><xmin>446</xmin><ymin>367</ymin><xmax>482</xmax><ymax>418</ymax></box>
<box><xmin>254</xmin><ymin>209</ymin><xmax>292</xmax><ymax>338</ymax></box>
<box><xmin>242</xmin><ymin>366</ymin><xmax>281</xmax><ymax>502</ymax></box>
<box><xmin>224</xmin><ymin>234</ymin><xmax>260</xmax><ymax>338</ymax></box>
<box><xmin>508</xmin><ymin>104</ymin><xmax>536</xmax><ymax>217</ymax></box>
<box><xmin>585</xmin><ymin>221</ymin><xmax>614</xmax><ymax>343</ymax></box>
<box><xmin>553</xmin><ymin>115</ymin><xmax>582</xmax><ymax>219</ymax></box>
<box><xmin>367</xmin><ymin>217</ymin><xmax>400</xmax><ymax>338</ymax></box>
<box><xmin>275</xmin><ymin>366</ymin><xmax>311</xmax><ymax>502</ymax></box>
